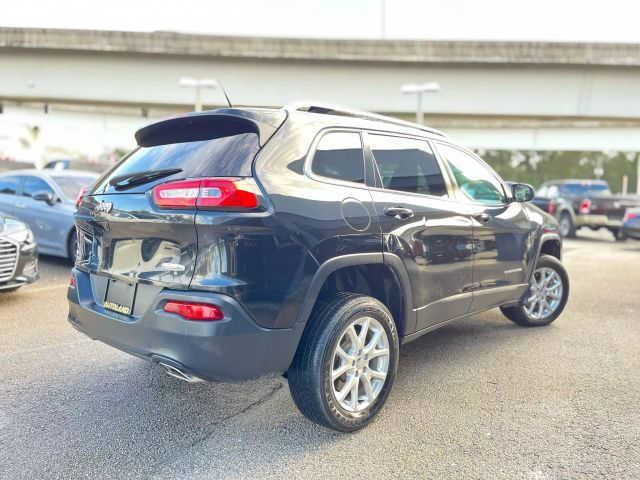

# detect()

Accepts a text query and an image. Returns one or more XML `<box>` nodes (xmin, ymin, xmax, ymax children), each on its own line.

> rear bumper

<box><xmin>574</xmin><ymin>214</ymin><xmax>622</xmax><ymax>228</ymax></box>
<box><xmin>67</xmin><ymin>269</ymin><xmax>302</xmax><ymax>382</ymax></box>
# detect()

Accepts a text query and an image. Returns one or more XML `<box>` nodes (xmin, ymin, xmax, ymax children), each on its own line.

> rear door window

<box><xmin>23</xmin><ymin>177</ymin><xmax>54</xmax><ymax>198</ymax></box>
<box><xmin>311</xmin><ymin>131</ymin><xmax>365</xmax><ymax>184</ymax></box>
<box><xmin>369</xmin><ymin>134</ymin><xmax>448</xmax><ymax>197</ymax></box>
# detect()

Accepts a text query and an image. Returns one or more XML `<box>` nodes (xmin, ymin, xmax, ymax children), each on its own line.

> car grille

<box><xmin>75</xmin><ymin>220</ymin><xmax>94</xmax><ymax>234</ymax></box>
<box><xmin>0</xmin><ymin>239</ymin><xmax>19</xmax><ymax>283</ymax></box>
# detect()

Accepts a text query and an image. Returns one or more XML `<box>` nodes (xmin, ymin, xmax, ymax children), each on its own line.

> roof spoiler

<box><xmin>135</xmin><ymin>108</ymin><xmax>287</xmax><ymax>148</ymax></box>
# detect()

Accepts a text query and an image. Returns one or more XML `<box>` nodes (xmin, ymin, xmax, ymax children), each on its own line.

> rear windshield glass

<box><xmin>560</xmin><ymin>183</ymin><xmax>611</xmax><ymax>196</ymax></box>
<box><xmin>94</xmin><ymin>133</ymin><xmax>259</xmax><ymax>194</ymax></box>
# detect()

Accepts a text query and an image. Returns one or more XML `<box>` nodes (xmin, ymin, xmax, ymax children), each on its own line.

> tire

<box><xmin>68</xmin><ymin>230</ymin><xmax>78</xmax><ymax>263</ymax></box>
<box><xmin>288</xmin><ymin>293</ymin><xmax>399</xmax><ymax>432</ymax></box>
<box><xmin>500</xmin><ymin>255</ymin><xmax>569</xmax><ymax>327</ymax></box>
<box><xmin>558</xmin><ymin>212</ymin><xmax>576</xmax><ymax>238</ymax></box>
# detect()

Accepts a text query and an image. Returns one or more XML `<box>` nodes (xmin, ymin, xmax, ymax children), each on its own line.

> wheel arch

<box><xmin>557</xmin><ymin>204</ymin><xmax>576</xmax><ymax>223</ymax></box>
<box><xmin>539</xmin><ymin>236</ymin><xmax>562</xmax><ymax>261</ymax></box>
<box><xmin>527</xmin><ymin>232</ymin><xmax>562</xmax><ymax>283</ymax></box>
<box><xmin>294</xmin><ymin>253</ymin><xmax>414</xmax><ymax>339</ymax></box>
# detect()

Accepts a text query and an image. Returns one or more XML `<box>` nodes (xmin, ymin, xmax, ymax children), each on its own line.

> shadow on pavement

<box><xmin>6</xmin><ymin>310</ymin><xmax>551</xmax><ymax>478</ymax></box>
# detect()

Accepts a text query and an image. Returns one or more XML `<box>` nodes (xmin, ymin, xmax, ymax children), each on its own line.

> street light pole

<box><xmin>178</xmin><ymin>77</ymin><xmax>221</xmax><ymax>112</ymax></box>
<box><xmin>194</xmin><ymin>85</ymin><xmax>202</xmax><ymax>112</ymax></box>
<box><xmin>416</xmin><ymin>91</ymin><xmax>423</xmax><ymax>125</ymax></box>
<box><xmin>400</xmin><ymin>82</ymin><xmax>441</xmax><ymax>124</ymax></box>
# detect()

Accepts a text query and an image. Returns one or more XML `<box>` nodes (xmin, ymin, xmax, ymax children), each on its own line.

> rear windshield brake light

<box><xmin>152</xmin><ymin>178</ymin><xmax>260</xmax><ymax>210</ymax></box>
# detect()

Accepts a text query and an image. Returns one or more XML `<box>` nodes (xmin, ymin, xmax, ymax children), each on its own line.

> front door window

<box><xmin>436</xmin><ymin>144</ymin><xmax>505</xmax><ymax>205</ymax></box>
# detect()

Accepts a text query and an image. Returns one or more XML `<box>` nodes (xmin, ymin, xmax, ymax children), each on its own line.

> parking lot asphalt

<box><xmin>1</xmin><ymin>230</ymin><xmax>639</xmax><ymax>480</ymax></box>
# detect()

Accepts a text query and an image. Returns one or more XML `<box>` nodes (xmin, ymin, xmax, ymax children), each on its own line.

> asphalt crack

<box><xmin>189</xmin><ymin>381</ymin><xmax>284</xmax><ymax>448</ymax></box>
<box><xmin>147</xmin><ymin>381</ymin><xmax>284</xmax><ymax>476</ymax></box>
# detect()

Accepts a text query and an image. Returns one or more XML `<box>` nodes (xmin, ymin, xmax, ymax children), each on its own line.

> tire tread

<box><xmin>500</xmin><ymin>255</ymin><xmax>569</xmax><ymax>327</ymax></box>
<box><xmin>288</xmin><ymin>293</ymin><xmax>398</xmax><ymax>431</ymax></box>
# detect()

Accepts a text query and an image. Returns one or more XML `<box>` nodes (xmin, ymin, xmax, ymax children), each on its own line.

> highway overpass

<box><xmin>1</xmin><ymin>27</ymin><xmax>640</xmax><ymax>160</ymax></box>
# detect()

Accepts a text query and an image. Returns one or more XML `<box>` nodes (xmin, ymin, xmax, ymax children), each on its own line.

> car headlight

<box><xmin>6</xmin><ymin>227</ymin><xmax>34</xmax><ymax>244</ymax></box>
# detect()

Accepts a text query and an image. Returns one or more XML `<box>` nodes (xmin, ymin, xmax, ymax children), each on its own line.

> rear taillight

<box><xmin>578</xmin><ymin>198</ymin><xmax>591</xmax><ymax>214</ymax></box>
<box><xmin>153</xmin><ymin>179</ymin><xmax>201</xmax><ymax>208</ymax></box>
<box><xmin>69</xmin><ymin>276</ymin><xmax>76</xmax><ymax>287</ymax></box>
<box><xmin>163</xmin><ymin>301</ymin><xmax>224</xmax><ymax>321</ymax></box>
<box><xmin>152</xmin><ymin>178</ymin><xmax>260</xmax><ymax>210</ymax></box>
<box><xmin>547</xmin><ymin>200</ymin><xmax>555</xmax><ymax>215</ymax></box>
<box><xmin>623</xmin><ymin>211</ymin><xmax>638</xmax><ymax>222</ymax></box>
<box><xmin>75</xmin><ymin>186</ymin><xmax>90</xmax><ymax>207</ymax></box>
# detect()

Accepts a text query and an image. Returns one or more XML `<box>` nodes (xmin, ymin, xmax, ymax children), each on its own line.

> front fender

<box><xmin>528</xmin><ymin>230</ymin><xmax>562</xmax><ymax>283</ymax></box>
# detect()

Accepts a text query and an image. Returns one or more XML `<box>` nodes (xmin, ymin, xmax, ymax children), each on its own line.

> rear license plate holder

<box><xmin>104</xmin><ymin>278</ymin><xmax>136</xmax><ymax>316</ymax></box>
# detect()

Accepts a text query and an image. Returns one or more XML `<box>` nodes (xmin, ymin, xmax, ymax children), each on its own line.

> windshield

<box><xmin>52</xmin><ymin>175</ymin><xmax>98</xmax><ymax>200</ymax></box>
<box><xmin>560</xmin><ymin>183</ymin><xmax>611</xmax><ymax>196</ymax></box>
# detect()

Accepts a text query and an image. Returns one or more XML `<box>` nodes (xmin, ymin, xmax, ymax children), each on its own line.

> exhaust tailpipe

<box><xmin>158</xmin><ymin>362</ymin><xmax>204</xmax><ymax>383</ymax></box>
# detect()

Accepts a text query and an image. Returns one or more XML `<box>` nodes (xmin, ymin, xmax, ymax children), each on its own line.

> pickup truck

<box><xmin>532</xmin><ymin>179</ymin><xmax>640</xmax><ymax>239</ymax></box>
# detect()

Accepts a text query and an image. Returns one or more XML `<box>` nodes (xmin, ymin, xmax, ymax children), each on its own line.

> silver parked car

<box><xmin>0</xmin><ymin>213</ymin><xmax>39</xmax><ymax>291</ymax></box>
<box><xmin>0</xmin><ymin>170</ymin><xmax>98</xmax><ymax>260</ymax></box>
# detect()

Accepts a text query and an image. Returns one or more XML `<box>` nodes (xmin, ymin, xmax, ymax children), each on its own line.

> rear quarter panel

<box><xmin>252</xmin><ymin>117</ymin><xmax>383</xmax><ymax>329</ymax></box>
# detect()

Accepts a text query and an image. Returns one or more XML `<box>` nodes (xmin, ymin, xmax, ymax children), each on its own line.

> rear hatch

<box><xmin>74</xmin><ymin>110</ymin><xmax>285</xmax><ymax>293</ymax></box>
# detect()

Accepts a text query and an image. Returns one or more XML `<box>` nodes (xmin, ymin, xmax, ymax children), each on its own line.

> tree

<box><xmin>477</xmin><ymin>150</ymin><xmax>639</xmax><ymax>194</ymax></box>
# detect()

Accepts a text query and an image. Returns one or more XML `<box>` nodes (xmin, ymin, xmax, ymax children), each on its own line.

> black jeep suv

<box><xmin>68</xmin><ymin>105</ymin><xmax>569</xmax><ymax>431</ymax></box>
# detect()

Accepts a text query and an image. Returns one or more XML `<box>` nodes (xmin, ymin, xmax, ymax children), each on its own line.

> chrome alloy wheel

<box><xmin>331</xmin><ymin>317</ymin><xmax>390</xmax><ymax>413</ymax></box>
<box><xmin>524</xmin><ymin>267</ymin><xmax>563</xmax><ymax>320</ymax></box>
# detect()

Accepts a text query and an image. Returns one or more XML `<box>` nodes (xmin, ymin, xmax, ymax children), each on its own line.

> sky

<box><xmin>2</xmin><ymin>0</ymin><xmax>640</xmax><ymax>43</ymax></box>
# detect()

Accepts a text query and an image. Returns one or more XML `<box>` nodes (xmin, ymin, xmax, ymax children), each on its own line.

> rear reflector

<box><xmin>578</xmin><ymin>198</ymin><xmax>591</xmax><ymax>214</ymax></box>
<box><xmin>163</xmin><ymin>301</ymin><xmax>224</xmax><ymax>321</ymax></box>
<box><xmin>152</xmin><ymin>178</ymin><xmax>259</xmax><ymax>210</ymax></box>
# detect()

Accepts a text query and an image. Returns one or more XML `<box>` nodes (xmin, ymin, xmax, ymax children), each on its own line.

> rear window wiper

<box><xmin>109</xmin><ymin>168</ymin><xmax>183</xmax><ymax>191</ymax></box>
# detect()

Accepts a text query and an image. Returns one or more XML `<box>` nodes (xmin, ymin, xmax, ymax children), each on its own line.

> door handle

<box><xmin>473</xmin><ymin>212</ymin><xmax>492</xmax><ymax>223</ymax></box>
<box><xmin>384</xmin><ymin>206</ymin><xmax>414</xmax><ymax>220</ymax></box>
<box><xmin>14</xmin><ymin>202</ymin><xmax>26</xmax><ymax>209</ymax></box>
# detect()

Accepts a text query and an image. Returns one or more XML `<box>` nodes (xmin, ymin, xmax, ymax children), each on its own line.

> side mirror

<box><xmin>511</xmin><ymin>183</ymin><xmax>535</xmax><ymax>202</ymax></box>
<box><xmin>33</xmin><ymin>191</ymin><xmax>56</xmax><ymax>205</ymax></box>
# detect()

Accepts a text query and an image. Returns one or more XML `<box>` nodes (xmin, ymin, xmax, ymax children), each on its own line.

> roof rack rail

<box><xmin>283</xmin><ymin>101</ymin><xmax>445</xmax><ymax>137</ymax></box>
